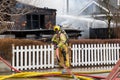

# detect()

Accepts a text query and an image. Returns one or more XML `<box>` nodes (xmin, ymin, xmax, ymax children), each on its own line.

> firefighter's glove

<box><xmin>54</xmin><ymin>45</ymin><xmax>59</xmax><ymax>50</ymax></box>
<box><xmin>51</xmin><ymin>41</ymin><xmax>57</xmax><ymax>45</ymax></box>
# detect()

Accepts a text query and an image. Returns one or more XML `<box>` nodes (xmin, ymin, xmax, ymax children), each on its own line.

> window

<box><xmin>26</xmin><ymin>14</ymin><xmax>32</xmax><ymax>29</ymax></box>
<box><xmin>32</xmin><ymin>15</ymin><xmax>39</xmax><ymax>29</ymax></box>
<box><xmin>40</xmin><ymin>15</ymin><xmax>45</xmax><ymax>29</ymax></box>
<box><xmin>26</xmin><ymin>14</ymin><xmax>42</xmax><ymax>29</ymax></box>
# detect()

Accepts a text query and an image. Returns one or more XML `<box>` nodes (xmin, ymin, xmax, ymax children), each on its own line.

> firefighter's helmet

<box><xmin>54</xmin><ymin>25</ymin><xmax>61</xmax><ymax>31</ymax></box>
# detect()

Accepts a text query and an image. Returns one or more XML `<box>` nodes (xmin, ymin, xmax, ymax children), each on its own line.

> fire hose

<box><xmin>0</xmin><ymin>56</ymin><xmax>21</xmax><ymax>73</ymax></box>
<box><xmin>0</xmin><ymin>56</ymin><xmax>111</xmax><ymax>80</ymax></box>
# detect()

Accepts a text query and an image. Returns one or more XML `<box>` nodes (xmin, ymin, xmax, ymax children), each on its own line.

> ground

<box><xmin>0</xmin><ymin>38</ymin><xmax>119</xmax><ymax>79</ymax></box>
<box><xmin>0</xmin><ymin>38</ymin><xmax>120</xmax><ymax>61</ymax></box>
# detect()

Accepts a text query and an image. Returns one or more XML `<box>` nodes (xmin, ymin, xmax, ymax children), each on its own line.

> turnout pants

<box><xmin>57</xmin><ymin>45</ymin><xmax>70</xmax><ymax>68</ymax></box>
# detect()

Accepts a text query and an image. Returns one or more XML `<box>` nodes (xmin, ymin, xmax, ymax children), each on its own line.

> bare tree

<box><xmin>98</xmin><ymin>0</ymin><xmax>120</xmax><ymax>38</ymax></box>
<box><xmin>0</xmin><ymin>0</ymin><xmax>33</xmax><ymax>33</ymax></box>
<box><xmin>103</xmin><ymin>0</ymin><xmax>112</xmax><ymax>38</ymax></box>
<box><xmin>112</xmin><ymin>1</ymin><xmax>120</xmax><ymax>38</ymax></box>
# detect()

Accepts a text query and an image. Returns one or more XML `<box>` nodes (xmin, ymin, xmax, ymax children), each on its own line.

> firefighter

<box><xmin>51</xmin><ymin>25</ymin><xmax>70</xmax><ymax>68</ymax></box>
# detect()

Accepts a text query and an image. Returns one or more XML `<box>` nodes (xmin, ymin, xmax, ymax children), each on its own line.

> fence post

<box><xmin>68</xmin><ymin>43</ymin><xmax>72</xmax><ymax>66</ymax></box>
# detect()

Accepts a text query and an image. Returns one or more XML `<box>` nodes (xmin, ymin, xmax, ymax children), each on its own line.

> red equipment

<box><xmin>105</xmin><ymin>59</ymin><xmax>120</xmax><ymax>80</ymax></box>
<box><xmin>0</xmin><ymin>56</ymin><xmax>21</xmax><ymax>73</ymax></box>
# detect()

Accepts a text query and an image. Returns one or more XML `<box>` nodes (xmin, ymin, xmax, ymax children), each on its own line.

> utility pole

<box><xmin>66</xmin><ymin>0</ymin><xmax>69</xmax><ymax>14</ymax></box>
<box><xmin>118</xmin><ymin>0</ymin><xmax>120</xmax><ymax>6</ymax></box>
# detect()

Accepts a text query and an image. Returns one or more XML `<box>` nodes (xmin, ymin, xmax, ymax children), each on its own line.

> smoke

<box><xmin>17</xmin><ymin>0</ymin><xmax>91</xmax><ymax>15</ymax></box>
<box><xmin>68</xmin><ymin>0</ymin><xmax>90</xmax><ymax>15</ymax></box>
<box><xmin>56</xmin><ymin>14</ymin><xmax>107</xmax><ymax>38</ymax></box>
<box><xmin>18</xmin><ymin>0</ymin><xmax>108</xmax><ymax>38</ymax></box>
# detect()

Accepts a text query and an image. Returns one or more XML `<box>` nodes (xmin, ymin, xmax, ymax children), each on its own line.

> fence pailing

<box><xmin>71</xmin><ymin>43</ymin><xmax>120</xmax><ymax>67</ymax></box>
<box><xmin>12</xmin><ymin>43</ymin><xmax>120</xmax><ymax>70</ymax></box>
<box><xmin>12</xmin><ymin>45</ymin><xmax>54</xmax><ymax>70</ymax></box>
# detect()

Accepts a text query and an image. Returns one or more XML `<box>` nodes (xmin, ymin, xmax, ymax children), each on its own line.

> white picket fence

<box><xmin>12</xmin><ymin>43</ymin><xmax>120</xmax><ymax>70</ymax></box>
<box><xmin>12</xmin><ymin>45</ymin><xmax>54</xmax><ymax>70</ymax></box>
<box><xmin>71</xmin><ymin>43</ymin><xmax>120</xmax><ymax>67</ymax></box>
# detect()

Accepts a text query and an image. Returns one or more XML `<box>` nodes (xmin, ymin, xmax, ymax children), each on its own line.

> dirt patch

<box><xmin>0</xmin><ymin>61</ymin><xmax>11</xmax><ymax>72</ymax></box>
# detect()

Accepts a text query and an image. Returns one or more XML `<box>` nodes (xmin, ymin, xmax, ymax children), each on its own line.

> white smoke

<box><xmin>56</xmin><ymin>14</ymin><xmax>107</xmax><ymax>38</ymax></box>
<box><xmin>17</xmin><ymin>0</ymin><xmax>91</xmax><ymax>15</ymax></box>
<box><xmin>17</xmin><ymin>0</ymin><xmax>109</xmax><ymax>38</ymax></box>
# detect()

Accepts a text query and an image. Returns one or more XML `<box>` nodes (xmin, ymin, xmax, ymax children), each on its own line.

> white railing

<box><xmin>71</xmin><ymin>43</ymin><xmax>120</xmax><ymax>67</ymax></box>
<box><xmin>12</xmin><ymin>43</ymin><xmax>120</xmax><ymax>70</ymax></box>
<box><xmin>12</xmin><ymin>45</ymin><xmax>54</xmax><ymax>70</ymax></box>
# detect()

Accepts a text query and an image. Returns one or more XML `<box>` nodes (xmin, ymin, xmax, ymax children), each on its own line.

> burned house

<box><xmin>0</xmin><ymin>6</ymin><xmax>57</xmax><ymax>39</ymax></box>
<box><xmin>1</xmin><ymin>2</ymin><xmax>81</xmax><ymax>39</ymax></box>
<box><xmin>12</xmin><ymin>7</ymin><xmax>56</xmax><ymax>30</ymax></box>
